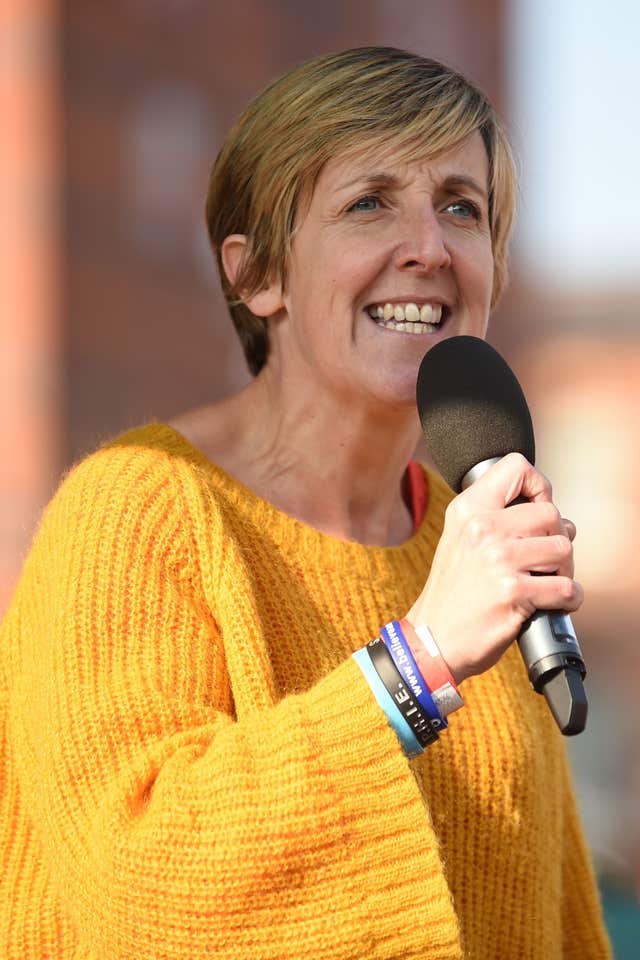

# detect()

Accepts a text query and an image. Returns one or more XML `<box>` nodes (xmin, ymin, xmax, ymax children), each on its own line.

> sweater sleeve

<box><xmin>6</xmin><ymin>443</ymin><xmax>461</xmax><ymax>960</ymax></box>
<box><xmin>560</xmin><ymin>753</ymin><xmax>612</xmax><ymax>958</ymax></box>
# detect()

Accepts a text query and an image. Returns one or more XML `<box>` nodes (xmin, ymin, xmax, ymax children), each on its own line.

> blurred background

<box><xmin>2</xmin><ymin>0</ymin><xmax>638</xmax><ymax>952</ymax></box>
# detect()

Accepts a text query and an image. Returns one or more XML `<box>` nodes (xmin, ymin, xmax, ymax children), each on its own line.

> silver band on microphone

<box><xmin>461</xmin><ymin>457</ymin><xmax>502</xmax><ymax>490</ymax></box>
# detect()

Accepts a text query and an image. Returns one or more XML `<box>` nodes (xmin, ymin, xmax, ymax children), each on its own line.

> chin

<box><xmin>363</xmin><ymin>368</ymin><xmax>422</xmax><ymax>411</ymax></box>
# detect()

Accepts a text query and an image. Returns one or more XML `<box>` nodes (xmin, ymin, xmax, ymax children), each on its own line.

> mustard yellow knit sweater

<box><xmin>1</xmin><ymin>424</ymin><xmax>611</xmax><ymax>960</ymax></box>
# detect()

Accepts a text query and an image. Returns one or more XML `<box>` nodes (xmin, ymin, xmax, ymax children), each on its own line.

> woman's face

<box><xmin>264</xmin><ymin>131</ymin><xmax>495</xmax><ymax>408</ymax></box>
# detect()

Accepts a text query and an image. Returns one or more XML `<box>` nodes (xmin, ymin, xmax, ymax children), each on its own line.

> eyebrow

<box><xmin>443</xmin><ymin>175</ymin><xmax>488</xmax><ymax>202</ymax></box>
<box><xmin>334</xmin><ymin>170</ymin><xmax>488</xmax><ymax>202</ymax></box>
<box><xmin>335</xmin><ymin>171</ymin><xmax>399</xmax><ymax>193</ymax></box>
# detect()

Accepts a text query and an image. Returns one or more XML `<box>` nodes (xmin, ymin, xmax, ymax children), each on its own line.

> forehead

<box><xmin>312</xmin><ymin>130</ymin><xmax>489</xmax><ymax>199</ymax></box>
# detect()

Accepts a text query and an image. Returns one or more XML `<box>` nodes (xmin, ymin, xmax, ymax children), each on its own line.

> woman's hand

<box><xmin>405</xmin><ymin>453</ymin><xmax>582</xmax><ymax>686</ymax></box>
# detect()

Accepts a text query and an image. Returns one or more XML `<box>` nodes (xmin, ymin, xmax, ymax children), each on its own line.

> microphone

<box><xmin>416</xmin><ymin>335</ymin><xmax>588</xmax><ymax>735</ymax></box>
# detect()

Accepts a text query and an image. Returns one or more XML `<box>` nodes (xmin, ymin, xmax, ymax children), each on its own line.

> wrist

<box><xmin>402</xmin><ymin>616</ymin><xmax>466</xmax><ymax>698</ymax></box>
<box><xmin>404</xmin><ymin>605</ymin><xmax>463</xmax><ymax>686</ymax></box>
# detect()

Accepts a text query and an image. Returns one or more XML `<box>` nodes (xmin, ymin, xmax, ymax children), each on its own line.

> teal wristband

<box><xmin>352</xmin><ymin>647</ymin><xmax>423</xmax><ymax>759</ymax></box>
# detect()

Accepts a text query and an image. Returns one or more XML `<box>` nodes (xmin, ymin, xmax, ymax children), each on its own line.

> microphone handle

<box><xmin>518</xmin><ymin>610</ymin><xmax>587</xmax><ymax>735</ymax></box>
<box><xmin>462</xmin><ymin>459</ymin><xmax>588</xmax><ymax>736</ymax></box>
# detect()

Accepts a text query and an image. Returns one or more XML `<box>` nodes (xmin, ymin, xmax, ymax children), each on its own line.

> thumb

<box><xmin>459</xmin><ymin>452</ymin><xmax>552</xmax><ymax>509</ymax></box>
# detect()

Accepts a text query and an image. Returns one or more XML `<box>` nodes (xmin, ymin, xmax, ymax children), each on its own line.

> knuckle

<box><xmin>559</xmin><ymin>577</ymin><xmax>577</xmax><ymax>604</ymax></box>
<box><xmin>542</xmin><ymin>501</ymin><xmax>561</xmax><ymax>527</ymax></box>
<box><xmin>540</xmin><ymin>473</ymin><xmax>553</xmax><ymax>499</ymax></box>
<box><xmin>486</xmin><ymin>541</ymin><xmax>508</xmax><ymax>568</ymax></box>
<box><xmin>499</xmin><ymin>573</ymin><xmax>520</xmax><ymax>606</ymax></box>
<box><xmin>555</xmin><ymin>534</ymin><xmax>572</xmax><ymax>559</ymax></box>
<box><xmin>466</xmin><ymin>514</ymin><xmax>490</xmax><ymax>546</ymax></box>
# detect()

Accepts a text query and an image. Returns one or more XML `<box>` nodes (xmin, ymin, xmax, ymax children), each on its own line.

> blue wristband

<box><xmin>352</xmin><ymin>647</ymin><xmax>423</xmax><ymax>759</ymax></box>
<box><xmin>381</xmin><ymin>620</ymin><xmax>448</xmax><ymax>730</ymax></box>
<box><xmin>367</xmin><ymin>638</ymin><xmax>439</xmax><ymax>748</ymax></box>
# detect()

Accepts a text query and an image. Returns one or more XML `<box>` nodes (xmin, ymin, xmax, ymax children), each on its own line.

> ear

<box><xmin>221</xmin><ymin>234</ymin><xmax>285</xmax><ymax>318</ymax></box>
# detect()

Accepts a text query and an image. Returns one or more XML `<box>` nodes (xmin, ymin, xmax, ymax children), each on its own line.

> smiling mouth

<box><xmin>365</xmin><ymin>301</ymin><xmax>449</xmax><ymax>334</ymax></box>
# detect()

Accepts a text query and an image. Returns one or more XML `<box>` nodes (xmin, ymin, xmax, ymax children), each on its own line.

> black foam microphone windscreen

<box><xmin>416</xmin><ymin>335</ymin><xmax>535</xmax><ymax>492</ymax></box>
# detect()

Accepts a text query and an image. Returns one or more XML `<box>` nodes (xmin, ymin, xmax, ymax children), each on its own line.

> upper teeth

<box><xmin>367</xmin><ymin>302</ymin><xmax>443</xmax><ymax>324</ymax></box>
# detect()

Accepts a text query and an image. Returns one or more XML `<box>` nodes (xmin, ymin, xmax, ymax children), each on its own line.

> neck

<box><xmin>220</xmin><ymin>367</ymin><xmax>421</xmax><ymax>547</ymax></box>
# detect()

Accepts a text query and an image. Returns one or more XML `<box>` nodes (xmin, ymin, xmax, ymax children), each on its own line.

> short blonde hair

<box><xmin>206</xmin><ymin>46</ymin><xmax>516</xmax><ymax>375</ymax></box>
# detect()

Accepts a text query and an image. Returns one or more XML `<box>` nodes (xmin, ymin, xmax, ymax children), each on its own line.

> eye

<box><xmin>445</xmin><ymin>199</ymin><xmax>481</xmax><ymax>220</ymax></box>
<box><xmin>348</xmin><ymin>195</ymin><xmax>381</xmax><ymax>213</ymax></box>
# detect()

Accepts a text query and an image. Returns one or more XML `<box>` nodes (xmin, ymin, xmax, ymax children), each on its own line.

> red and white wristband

<box><xmin>399</xmin><ymin>619</ymin><xmax>465</xmax><ymax>717</ymax></box>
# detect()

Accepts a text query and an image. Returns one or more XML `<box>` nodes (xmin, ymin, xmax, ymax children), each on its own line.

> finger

<box><xmin>510</xmin><ymin>534</ymin><xmax>574</xmax><ymax>578</ymax></box>
<box><xmin>461</xmin><ymin>453</ymin><xmax>552</xmax><ymax>510</ymax></box>
<box><xmin>562</xmin><ymin>518</ymin><xmax>577</xmax><ymax>542</ymax></box>
<box><xmin>487</xmin><ymin>500</ymin><xmax>566</xmax><ymax>539</ymax></box>
<box><xmin>523</xmin><ymin>575</ymin><xmax>584</xmax><ymax>613</ymax></box>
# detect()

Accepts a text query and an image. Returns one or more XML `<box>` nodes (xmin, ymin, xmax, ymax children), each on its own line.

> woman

<box><xmin>1</xmin><ymin>47</ymin><xmax>611</xmax><ymax>959</ymax></box>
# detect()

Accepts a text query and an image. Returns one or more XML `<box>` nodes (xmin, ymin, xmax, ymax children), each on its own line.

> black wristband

<box><xmin>367</xmin><ymin>637</ymin><xmax>439</xmax><ymax>747</ymax></box>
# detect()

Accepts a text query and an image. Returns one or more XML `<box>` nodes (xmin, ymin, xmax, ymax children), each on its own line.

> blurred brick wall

<box><xmin>62</xmin><ymin>0</ymin><xmax>506</xmax><ymax>461</ymax></box>
<box><xmin>1</xmin><ymin>0</ymin><xmax>63</xmax><ymax>614</ymax></box>
<box><xmin>2</xmin><ymin>0</ymin><xmax>506</xmax><ymax>611</ymax></box>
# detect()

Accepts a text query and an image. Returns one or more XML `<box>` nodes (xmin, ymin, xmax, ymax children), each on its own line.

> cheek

<box><xmin>478</xmin><ymin>263</ymin><xmax>495</xmax><ymax>308</ymax></box>
<box><xmin>316</xmin><ymin>255</ymin><xmax>375</xmax><ymax>315</ymax></box>
<box><xmin>462</xmin><ymin>244</ymin><xmax>494</xmax><ymax>309</ymax></box>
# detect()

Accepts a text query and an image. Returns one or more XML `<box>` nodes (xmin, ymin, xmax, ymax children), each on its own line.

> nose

<box><xmin>393</xmin><ymin>208</ymin><xmax>452</xmax><ymax>273</ymax></box>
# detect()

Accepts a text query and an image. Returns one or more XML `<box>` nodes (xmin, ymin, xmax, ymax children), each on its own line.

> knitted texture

<box><xmin>0</xmin><ymin>423</ymin><xmax>611</xmax><ymax>960</ymax></box>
